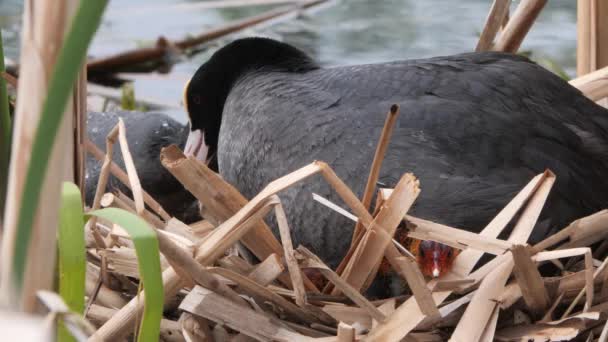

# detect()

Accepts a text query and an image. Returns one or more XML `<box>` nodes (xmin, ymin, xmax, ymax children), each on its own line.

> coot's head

<box><xmin>182</xmin><ymin>37</ymin><xmax>319</xmax><ymax>170</ymax></box>
<box><xmin>413</xmin><ymin>240</ymin><xmax>459</xmax><ymax>278</ymax></box>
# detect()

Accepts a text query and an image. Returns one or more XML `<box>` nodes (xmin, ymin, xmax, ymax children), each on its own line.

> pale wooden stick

<box><xmin>569</xmin><ymin>65</ymin><xmax>608</xmax><ymax>102</ymax></box>
<box><xmin>493</xmin><ymin>0</ymin><xmax>547</xmax><ymax>52</ymax></box>
<box><xmin>180</xmin><ymin>286</ymin><xmax>311</xmax><ymax>342</ymax></box>
<box><xmin>546</xmin><ymin>248</ymin><xmax>599</xmax><ymax>318</ymax></box>
<box><xmin>154</xmin><ymin>229</ymin><xmax>247</xmax><ymax>307</ymax></box>
<box><xmin>102</xmin><ymin>191</ymin><xmax>164</xmax><ymax>229</ymax></box>
<box><xmin>85</xmin><ymin>264</ymin><xmax>127</xmax><ymax>309</ymax></box>
<box><xmin>116</xmin><ymin>118</ymin><xmax>145</xmax><ymax>215</ymax></box>
<box><xmin>0</xmin><ymin>0</ymin><xmax>79</xmax><ymax>309</ymax></box>
<box><xmin>91</xmin><ymin>196</ymin><xmax>278</xmax><ymax>340</ymax></box>
<box><xmin>208</xmin><ymin>267</ymin><xmax>325</xmax><ymax>325</ymax></box>
<box><xmin>179</xmin><ymin>312</ymin><xmax>212</xmax><ymax>342</ymax></box>
<box><xmin>479</xmin><ymin>306</ymin><xmax>500</xmax><ymax>342</ymax></box>
<box><xmin>247</xmin><ymin>253</ymin><xmax>284</xmax><ymax>286</ymax></box>
<box><xmin>577</xmin><ymin>0</ymin><xmax>608</xmax><ymax>77</ymax></box>
<box><xmin>89</xmin><ymin>124</ymin><xmax>122</xmax><ymax>247</ymax></box>
<box><xmin>87</xmin><ymin>304</ymin><xmax>182</xmax><ymax>340</ymax></box>
<box><xmin>337</xmin><ymin>322</ymin><xmax>355</xmax><ymax>342</ymax></box>
<box><xmin>160</xmin><ymin>145</ymin><xmax>319</xmax><ymax>291</ymax></box>
<box><xmin>352</xmin><ymin>104</ymin><xmax>400</xmax><ymax>243</ymax></box>
<box><xmin>600</xmin><ymin>318</ymin><xmax>608</xmax><ymax>342</ymax></box>
<box><xmin>85</xmin><ymin>139</ymin><xmax>171</xmax><ymax>220</ymax></box>
<box><xmin>476</xmin><ymin>0</ymin><xmax>512</xmax><ymax>51</ymax></box>
<box><xmin>336</xmin><ymin>173</ymin><xmax>419</xmax><ymax>294</ymax></box>
<box><xmin>274</xmin><ymin>201</ymin><xmax>307</xmax><ymax>307</ymax></box>
<box><xmin>511</xmin><ymin>244</ymin><xmax>549</xmax><ymax>315</ymax></box>
<box><xmin>393</xmin><ymin>256</ymin><xmax>440</xmax><ymax>318</ymax></box>
<box><xmin>577</xmin><ymin>0</ymin><xmax>595</xmax><ymax>76</ymax></box>
<box><xmin>298</xmin><ymin>246</ymin><xmax>386</xmax><ymax>323</ymax></box>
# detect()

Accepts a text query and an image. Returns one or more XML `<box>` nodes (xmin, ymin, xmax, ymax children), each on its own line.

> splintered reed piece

<box><xmin>85</xmin><ymin>139</ymin><xmax>170</xmax><ymax>220</ymax></box>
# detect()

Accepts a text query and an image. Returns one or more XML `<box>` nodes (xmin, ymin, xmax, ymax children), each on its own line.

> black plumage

<box><xmin>85</xmin><ymin>111</ymin><xmax>199</xmax><ymax>223</ymax></box>
<box><xmin>185</xmin><ymin>37</ymin><xmax>608</xmax><ymax>269</ymax></box>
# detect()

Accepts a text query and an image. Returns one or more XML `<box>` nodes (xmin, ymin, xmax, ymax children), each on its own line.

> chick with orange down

<box><xmin>378</xmin><ymin>223</ymin><xmax>460</xmax><ymax>280</ymax></box>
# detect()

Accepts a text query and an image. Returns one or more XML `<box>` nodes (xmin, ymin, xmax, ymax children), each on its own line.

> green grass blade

<box><xmin>58</xmin><ymin>182</ymin><xmax>86</xmax><ymax>342</ymax></box>
<box><xmin>0</xmin><ymin>29</ymin><xmax>11</xmax><ymax>219</ymax></box>
<box><xmin>88</xmin><ymin>208</ymin><xmax>163</xmax><ymax>342</ymax></box>
<box><xmin>11</xmin><ymin>0</ymin><xmax>108</xmax><ymax>292</ymax></box>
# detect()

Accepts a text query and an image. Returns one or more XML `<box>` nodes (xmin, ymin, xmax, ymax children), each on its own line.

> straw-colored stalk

<box><xmin>493</xmin><ymin>0</ymin><xmax>547</xmax><ymax>53</ymax></box>
<box><xmin>0</xmin><ymin>0</ymin><xmax>81</xmax><ymax>311</ymax></box>
<box><xmin>476</xmin><ymin>0</ymin><xmax>511</xmax><ymax>51</ymax></box>
<box><xmin>85</xmin><ymin>139</ymin><xmax>171</xmax><ymax>220</ymax></box>
<box><xmin>577</xmin><ymin>0</ymin><xmax>608</xmax><ymax>77</ymax></box>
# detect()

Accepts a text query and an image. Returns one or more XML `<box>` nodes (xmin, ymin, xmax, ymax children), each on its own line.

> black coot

<box><xmin>182</xmin><ymin>37</ymin><xmax>608</xmax><ymax>273</ymax></box>
<box><xmin>85</xmin><ymin>111</ymin><xmax>199</xmax><ymax>223</ymax></box>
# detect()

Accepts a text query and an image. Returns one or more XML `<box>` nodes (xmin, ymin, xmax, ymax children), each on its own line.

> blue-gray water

<box><xmin>0</xmin><ymin>0</ymin><xmax>577</xmax><ymax>122</ymax></box>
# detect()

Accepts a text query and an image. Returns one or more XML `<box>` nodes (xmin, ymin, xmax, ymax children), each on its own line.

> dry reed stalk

<box><xmin>495</xmin><ymin>312</ymin><xmax>599</xmax><ymax>341</ymax></box>
<box><xmin>511</xmin><ymin>244</ymin><xmax>549</xmax><ymax>316</ymax></box>
<box><xmin>450</xmin><ymin>171</ymin><xmax>554</xmax><ymax>341</ymax></box>
<box><xmin>165</xmin><ymin>218</ymin><xmax>204</xmax><ymax>243</ymax></box>
<box><xmin>179</xmin><ymin>312</ymin><xmax>212</xmax><ymax>342</ymax></box>
<box><xmin>476</xmin><ymin>0</ymin><xmax>512</xmax><ymax>51</ymax></box>
<box><xmin>336</xmin><ymin>173</ymin><xmax>419</xmax><ymax>293</ymax></box>
<box><xmin>298</xmin><ymin>246</ymin><xmax>386</xmax><ymax>323</ymax></box>
<box><xmin>160</xmin><ymin>145</ymin><xmax>312</xmax><ymax>290</ymax></box>
<box><xmin>85</xmin><ymin>139</ymin><xmax>171</xmax><ymax>220</ymax></box>
<box><xmin>85</xmin><ymin>264</ymin><xmax>127</xmax><ymax>309</ymax></box>
<box><xmin>247</xmin><ymin>253</ymin><xmax>284</xmax><ymax>286</ymax></box>
<box><xmin>337</xmin><ymin>322</ymin><xmax>355</xmax><ymax>342</ymax></box>
<box><xmin>322</xmin><ymin>305</ymin><xmax>372</xmax><ymax>330</ymax></box>
<box><xmin>208</xmin><ymin>266</ymin><xmax>325</xmax><ymax>324</ymax></box>
<box><xmin>493</xmin><ymin>0</ymin><xmax>547</xmax><ymax>52</ymax></box>
<box><xmin>351</xmin><ymin>104</ymin><xmax>400</xmax><ymax>243</ymax></box>
<box><xmin>532</xmin><ymin>209</ymin><xmax>608</xmax><ymax>253</ymax></box>
<box><xmin>180</xmin><ymin>286</ymin><xmax>311</xmax><ymax>342</ymax></box>
<box><xmin>91</xmin><ymin>193</ymin><xmax>281</xmax><ymax>340</ymax></box>
<box><xmin>274</xmin><ymin>202</ymin><xmax>307</xmax><ymax>307</ymax></box>
<box><xmin>88</xmin><ymin>124</ymin><xmax>120</xmax><ymax>248</ymax></box>
<box><xmin>570</xmin><ymin>65</ymin><xmax>608</xmax><ymax>102</ymax></box>
<box><xmin>406</xmin><ymin>215</ymin><xmax>513</xmax><ymax>255</ymax></box>
<box><xmin>101</xmin><ymin>192</ymin><xmax>164</xmax><ymax>229</ymax></box>
<box><xmin>479</xmin><ymin>306</ymin><xmax>500</xmax><ymax>342</ymax></box>
<box><xmin>0</xmin><ymin>0</ymin><xmax>79</xmax><ymax>310</ymax></box>
<box><xmin>154</xmin><ymin>230</ymin><xmax>247</xmax><ymax>307</ymax></box>
<box><xmin>528</xmin><ymin>248</ymin><xmax>597</xmax><ymax>317</ymax></box>
<box><xmin>365</xmin><ymin>171</ymin><xmax>551</xmax><ymax>341</ymax></box>
<box><xmin>115</xmin><ymin>118</ymin><xmax>145</xmax><ymax>216</ymax></box>
<box><xmin>392</xmin><ymin>256</ymin><xmax>440</xmax><ymax>318</ymax></box>
<box><xmin>87</xmin><ymin>304</ymin><xmax>183</xmax><ymax>340</ymax></box>
<box><xmin>577</xmin><ymin>0</ymin><xmax>608</xmax><ymax>76</ymax></box>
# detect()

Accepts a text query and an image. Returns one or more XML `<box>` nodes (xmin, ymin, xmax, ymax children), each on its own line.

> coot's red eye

<box><xmin>192</xmin><ymin>95</ymin><xmax>201</xmax><ymax>105</ymax></box>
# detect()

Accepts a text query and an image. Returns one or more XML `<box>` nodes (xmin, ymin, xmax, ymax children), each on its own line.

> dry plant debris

<box><xmin>77</xmin><ymin>106</ymin><xmax>608</xmax><ymax>342</ymax></box>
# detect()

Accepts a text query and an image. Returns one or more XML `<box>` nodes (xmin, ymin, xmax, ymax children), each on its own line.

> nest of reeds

<box><xmin>82</xmin><ymin>108</ymin><xmax>608</xmax><ymax>342</ymax></box>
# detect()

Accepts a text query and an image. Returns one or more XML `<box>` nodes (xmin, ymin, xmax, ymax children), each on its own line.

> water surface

<box><xmin>0</xmin><ymin>0</ymin><xmax>577</xmax><ymax>122</ymax></box>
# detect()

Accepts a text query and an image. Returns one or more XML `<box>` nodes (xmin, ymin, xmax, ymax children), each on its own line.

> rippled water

<box><xmin>0</xmin><ymin>0</ymin><xmax>577</xmax><ymax>122</ymax></box>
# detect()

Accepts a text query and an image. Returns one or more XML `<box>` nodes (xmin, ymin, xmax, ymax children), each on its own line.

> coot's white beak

<box><xmin>184</xmin><ymin>129</ymin><xmax>209</xmax><ymax>164</ymax></box>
